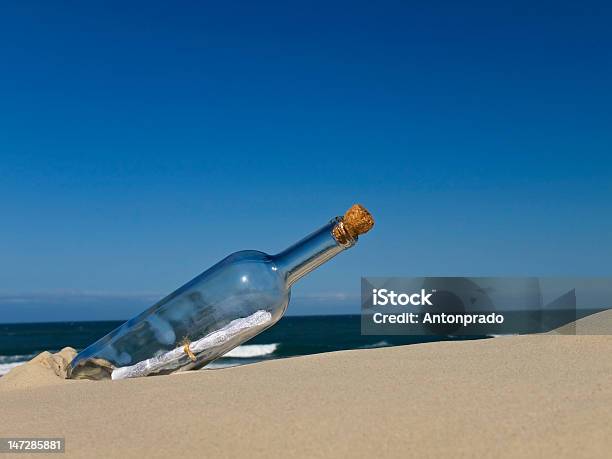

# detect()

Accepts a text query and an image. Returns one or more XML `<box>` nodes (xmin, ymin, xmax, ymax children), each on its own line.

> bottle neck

<box><xmin>273</xmin><ymin>218</ymin><xmax>356</xmax><ymax>287</ymax></box>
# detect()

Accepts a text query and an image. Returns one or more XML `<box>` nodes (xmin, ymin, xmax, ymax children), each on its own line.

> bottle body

<box><xmin>69</xmin><ymin>218</ymin><xmax>355</xmax><ymax>380</ymax></box>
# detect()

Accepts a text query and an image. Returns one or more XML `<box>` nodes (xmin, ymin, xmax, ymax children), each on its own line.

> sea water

<box><xmin>0</xmin><ymin>315</ymin><xmax>484</xmax><ymax>376</ymax></box>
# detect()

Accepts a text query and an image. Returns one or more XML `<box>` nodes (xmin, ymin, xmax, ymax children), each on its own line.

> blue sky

<box><xmin>1</xmin><ymin>1</ymin><xmax>611</xmax><ymax>321</ymax></box>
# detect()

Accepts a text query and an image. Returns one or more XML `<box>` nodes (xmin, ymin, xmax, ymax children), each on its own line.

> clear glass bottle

<box><xmin>69</xmin><ymin>204</ymin><xmax>374</xmax><ymax>380</ymax></box>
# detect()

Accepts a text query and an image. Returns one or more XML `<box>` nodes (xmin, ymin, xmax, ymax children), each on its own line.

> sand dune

<box><xmin>1</xmin><ymin>314</ymin><xmax>611</xmax><ymax>458</ymax></box>
<box><xmin>547</xmin><ymin>309</ymin><xmax>612</xmax><ymax>335</ymax></box>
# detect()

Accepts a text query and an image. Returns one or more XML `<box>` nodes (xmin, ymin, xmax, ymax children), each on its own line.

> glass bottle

<box><xmin>69</xmin><ymin>204</ymin><xmax>374</xmax><ymax>380</ymax></box>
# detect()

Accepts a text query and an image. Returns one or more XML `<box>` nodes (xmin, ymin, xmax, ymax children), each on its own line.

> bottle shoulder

<box><xmin>215</xmin><ymin>250</ymin><xmax>286</xmax><ymax>288</ymax></box>
<box><xmin>223</xmin><ymin>250</ymin><xmax>272</xmax><ymax>263</ymax></box>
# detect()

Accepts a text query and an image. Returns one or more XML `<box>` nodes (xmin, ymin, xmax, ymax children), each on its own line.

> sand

<box><xmin>546</xmin><ymin>309</ymin><xmax>612</xmax><ymax>335</ymax></box>
<box><xmin>0</xmin><ymin>347</ymin><xmax>76</xmax><ymax>391</ymax></box>
<box><xmin>1</xmin><ymin>313</ymin><xmax>611</xmax><ymax>458</ymax></box>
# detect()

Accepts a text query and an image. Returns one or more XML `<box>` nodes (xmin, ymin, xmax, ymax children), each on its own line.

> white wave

<box><xmin>0</xmin><ymin>353</ymin><xmax>38</xmax><ymax>364</ymax></box>
<box><xmin>358</xmin><ymin>340</ymin><xmax>390</xmax><ymax>349</ymax></box>
<box><xmin>204</xmin><ymin>361</ymin><xmax>241</xmax><ymax>370</ymax></box>
<box><xmin>0</xmin><ymin>362</ymin><xmax>25</xmax><ymax>376</ymax></box>
<box><xmin>223</xmin><ymin>343</ymin><xmax>278</xmax><ymax>358</ymax></box>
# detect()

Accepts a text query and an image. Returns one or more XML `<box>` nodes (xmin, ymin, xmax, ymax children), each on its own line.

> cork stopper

<box><xmin>332</xmin><ymin>204</ymin><xmax>374</xmax><ymax>245</ymax></box>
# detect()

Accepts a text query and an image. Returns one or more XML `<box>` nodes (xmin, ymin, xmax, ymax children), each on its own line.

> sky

<box><xmin>1</xmin><ymin>1</ymin><xmax>611</xmax><ymax>321</ymax></box>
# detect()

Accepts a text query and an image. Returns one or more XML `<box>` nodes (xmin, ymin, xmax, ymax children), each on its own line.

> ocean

<box><xmin>0</xmin><ymin>315</ymin><xmax>484</xmax><ymax>376</ymax></box>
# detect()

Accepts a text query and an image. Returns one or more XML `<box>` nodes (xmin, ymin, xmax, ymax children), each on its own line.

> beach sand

<box><xmin>1</xmin><ymin>312</ymin><xmax>611</xmax><ymax>458</ymax></box>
